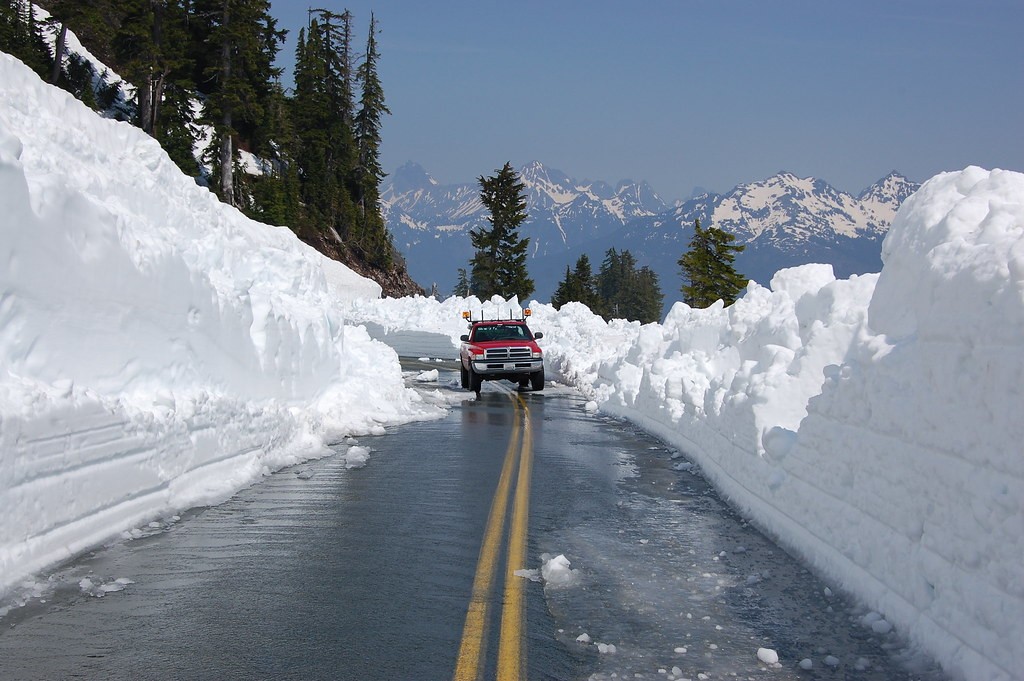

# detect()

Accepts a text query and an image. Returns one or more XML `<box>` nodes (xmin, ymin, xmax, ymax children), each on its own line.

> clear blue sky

<box><xmin>269</xmin><ymin>0</ymin><xmax>1023</xmax><ymax>201</ymax></box>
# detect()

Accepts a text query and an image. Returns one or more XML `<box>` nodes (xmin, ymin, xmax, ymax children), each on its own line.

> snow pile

<box><xmin>0</xmin><ymin>53</ymin><xmax>441</xmax><ymax>598</ymax></box>
<box><xmin>344</xmin><ymin>168</ymin><xmax>1023</xmax><ymax>681</ymax></box>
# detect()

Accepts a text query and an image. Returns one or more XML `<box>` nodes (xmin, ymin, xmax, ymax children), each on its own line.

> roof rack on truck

<box><xmin>461</xmin><ymin>308</ymin><xmax>531</xmax><ymax>325</ymax></box>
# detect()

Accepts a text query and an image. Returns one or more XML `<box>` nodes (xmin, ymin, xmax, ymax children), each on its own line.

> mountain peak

<box><xmin>859</xmin><ymin>171</ymin><xmax>918</xmax><ymax>203</ymax></box>
<box><xmin>390</xmin><ymin>161</ymin><xmax>438</xmax><ymax>194</ymax></box>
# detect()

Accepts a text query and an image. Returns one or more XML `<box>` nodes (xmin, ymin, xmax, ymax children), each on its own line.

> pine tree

<box><xmin>453</xmin><ymin>268</ymin><xmax>471</xmax><ymax>297</ymax></box>
<box><xmin>470</xmin><ymin>162</ymin><xmax>534</xmax><ymax>301</ymax></box>
<box><xmin>598</xmin><ymin>248</ymin><xmax>638</xmax><ymax>319</ymax></box>
<box><xmin>551</xmin><ymin>265</ymin><xmax>574</xmax><ymax>309</ymax></box>
<box><xmin>112</xmin><ymin>0</ymin><xmax>192</xmax><ymax>138</ymax></box>
<box><xmin>634</xmin><ymin>266</ymin><xmax>664</xmax><ymax>324</ymax></box>
<box><xmin>594</xmin><ymin>248</ymin><xmax>663</xmax><ymax>322</ymax></box>
<box><xmin>352</xmin><ymin>12</ymin><xmax>392</xmax><ymax>268</ymax></box>
<box><xmin>195</xmin><ymin>0</ymin><xmax>284</xmax><ymax>206</ymax></box>
<box><xmin>552</xmin><ymin>254</ymin><xmax>601</xmax><ymax>312</ymax></box>
<box><xmin>1</xmin><ymin>0</ymin><xmax>52</xmax><ymax>76</ymax></box>
<box><xmin>678</xmin><ymin>219</ymin><xmax>748</xmax><ymax>308</ymax></box>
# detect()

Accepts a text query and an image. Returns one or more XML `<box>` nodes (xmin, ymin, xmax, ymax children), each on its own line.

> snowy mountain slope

<box><xmin>385</xmin><ymin>162</ymin><xmax>918</xmax><ymax>302</ymax></box>
<box><xmin>0</xmin><ymin>52</ymin><xmax>443</xmax><ymax>599</ymax></box>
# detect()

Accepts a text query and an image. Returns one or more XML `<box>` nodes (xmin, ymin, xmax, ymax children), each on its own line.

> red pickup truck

<box><xmin>459</xmin><ymin>314</ymin><xmax>545</xmax><ymax>396</ymax></box>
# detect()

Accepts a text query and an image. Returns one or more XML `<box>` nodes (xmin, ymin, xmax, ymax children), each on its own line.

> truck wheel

<box><xmin>530</xmin><ymin>368</ymin><xmax>545</xmax><ymax>391</ymax></box>
<box><xmin>470</xmin><ymin>367</ymin><xmax>482</xmax><ymax>396</ymax></box>
<box><xmin>460</xmin><ymin>364</ymin><xmax>469</xmax><ymax>389</ymax></box>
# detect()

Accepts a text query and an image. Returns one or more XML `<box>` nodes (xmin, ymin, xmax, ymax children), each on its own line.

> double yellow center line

<box><xmin>453</xmin><ymin>393</ymin><xmax>534</xmax><ymax>681</ymax></box>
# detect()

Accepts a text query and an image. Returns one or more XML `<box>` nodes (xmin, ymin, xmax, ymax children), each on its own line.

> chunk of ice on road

<box><xmin>757</xmin><ymin>647</ymin><xmax>779</xmax><ymax>664</ymax></box>
<box><xmin>513</xmin><ymin>568</ymin><xmax>541</xmax><ymax>582</ymax></box>
<box><xmin>79</xmin><ymin>576</ymin><xmax>133</xmax><ymax>597</ymax></box>
<box><xmin>596</xmin><ymin>642</ymin><xmax>617</xmax><ymax>654</ymax></box>
<box><xmin>576</xmin><ymin>633</ymin><xmax>591</xmax><ymax>644</ymax></box>
<box><xmin>414</xmin><ymin>369</ymin><xmax>439</xmax><ymax>382</ymax></box>
<box><xmin>100</xmin><ymin>577</ymin><xmax>134</xmax><ymax>593</ymax></box>
<box><xmin>541</xmin><ymin>553</ymin><xmax>579</xmax><ymax>588</ymax></box>
<box><xmin>342</xmin><ymin>446</ymin><xmax>370</xmax><ymax>469</ymax></box>
<box><xmin>584</xmin><ymin>400</ymin><xmax>598</xmax><ymax>412</ymax></box>
<box><xmin>799</xmin><ymin>658</ymin><xmax>813</xmax><ymax>669</ymax></box>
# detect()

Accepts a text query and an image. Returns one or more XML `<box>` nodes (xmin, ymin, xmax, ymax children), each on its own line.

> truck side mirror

<box><xmin>460</xmin><ymin>334</ymin><xmax>469</xmax><ymax>341</ymax></box>
<box><xmin>533</xmin><ymin>332</ymin><xmax>543</xmax><ymax>339</ymax></box>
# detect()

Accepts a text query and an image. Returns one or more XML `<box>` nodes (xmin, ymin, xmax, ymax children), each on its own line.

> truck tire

<box><xmin>470</xmin><ymin>367</ymin><xmax>482</xmax><ymax>396</ymax></box>
<box><xmin>460</xmin><ymin>364</ymin><xmax>469</xmax><ymax>389</ymax></box>
<box><xmin>530</xmin><ymin>367</ymin><xmax>545</xmax><ymax>391</ymax></box>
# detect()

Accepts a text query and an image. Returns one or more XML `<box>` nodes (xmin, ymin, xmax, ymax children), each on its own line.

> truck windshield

<box><xmin>472</xmin><ymin>324</ymin><xmax>532</xmax><ymax>342</ymax></box>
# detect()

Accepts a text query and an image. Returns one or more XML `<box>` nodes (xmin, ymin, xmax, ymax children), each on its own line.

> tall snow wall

<box><xmin>530</xmin><ymin>167</ymin><xmax>1022</xmax><ymax>681</ymax></box>
<box><xmin>0</xmin><ymin>53</ymin><xmax>432</xmax><ymax>599</ymax></box>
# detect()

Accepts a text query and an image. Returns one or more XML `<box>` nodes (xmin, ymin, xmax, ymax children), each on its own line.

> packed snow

<box><xmin>2</xmin><ymin>38</ymin><xmax>1022</xmax><ymax>681</ymax></box>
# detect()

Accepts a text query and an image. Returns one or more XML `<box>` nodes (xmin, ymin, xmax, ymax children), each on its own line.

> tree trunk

<box><xmin>138</xmin><ymin>76</ymin><xmax>153</xmax><ymax>134</ymax></box>
<box><xmin>49</xmin><ymin>22</ymin><xmax>67</xmax><ymax>84</ymax></box>
<box><xmin>219</xmin><ymin>0</ymin><xmax>234</xmax><ymax>205</ymax></box>
<box><xmin>149</xmin><ymin>71</ymin><xmax>167</xmax><ymax>136</ymax></box>
<box><xmin>220</xmin><ymin>120</ymin><xmax>233</xmax><ymax>206</ymax></box>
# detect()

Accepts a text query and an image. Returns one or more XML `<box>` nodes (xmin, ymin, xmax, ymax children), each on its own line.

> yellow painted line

<box><xmin>497</xmin><ymin>394</ymin><xmax>534</xmax><ymax>681</ymax></box>
<box><xmin>453</xmin><ymin>396</ymin><xmax>523</xmax><ymax>681</ymax></box>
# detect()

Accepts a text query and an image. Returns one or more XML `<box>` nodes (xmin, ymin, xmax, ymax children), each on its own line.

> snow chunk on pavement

<box><xmin>540</xmin><ymin>553</ymin><xmax>579</xmax><ymax>588</ymax></box>
<box><xmin>342</xmin><ymin>446</ymin><xmax>371</xmax><ymax>469</ymax></box>
<box><xmin>756</xmin><ymin>647</ymin><xmax>779</xmax><ymax>665</ymax></box>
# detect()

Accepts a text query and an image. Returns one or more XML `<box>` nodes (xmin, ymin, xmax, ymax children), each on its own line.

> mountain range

<box><xmin>382</xmin><ymin>161</ymin><xmax>919</xmax><ymax>309</ymax></box>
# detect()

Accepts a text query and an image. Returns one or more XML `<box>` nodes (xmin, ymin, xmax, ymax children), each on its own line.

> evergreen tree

<box><xmin>598</xmin><ymin>248</ymin><xmax>638</xmax><ymax>319</ymax></box>
<box><xmin>290</xmin><ymin>11</ymin><xmax>361</xmax><ymax>244</ymax></box>
<box><xmin>552</xmin><ymin>254</ymin><xmax>601</xmax><ymax>312</ymax></box>
<box><xmin>470</xmin><ymin>162</ymin><xmax>534</xmax><ymax>301</ymax></box>
<box><xmin>351</xmin><ymin>12</ymin><xmax>392</xmax><ymax>268</ymax></box>
<box><xmin>678</xmin><ymin>219</ymin><xmax>748</xmax><ymax>308</ymax></box>
<box><xmin>195</xmin><ymin>0</ymin><xmax>284</xmax><ymax>206</ymax></box>
<box><xmin>1</xmin><ymin>0</ymin><xmax>52</xmax><ymax>76</ymax></box>
<box><xmin>453</xmin><ymin>268</ymin><xmax>470</xmax><ymax>297</ymax></box>
<box><xmin>112</xmin><ymin>0</ymin><xmax>191</xmax><ymax>138</ymax></box>
<box><xmin>634</xmin><ymin>266</ymin><xmax>664</xmax><ymax>324</ymax></box>
<box><xmin>551</xmin><ymin>265</ymin><xmax>574</xmax><ymax>309</ymax></box>
<box><xmin>594</xmin><ymin>248</ymin><xmax>663</xmax><ymax>322</ymax></box>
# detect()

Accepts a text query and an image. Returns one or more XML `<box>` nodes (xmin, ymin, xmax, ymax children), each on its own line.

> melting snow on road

<box><xmin>1</xmin><ymin>46</ymin><xmax>1022</xmax><ymax>681</ymax></box>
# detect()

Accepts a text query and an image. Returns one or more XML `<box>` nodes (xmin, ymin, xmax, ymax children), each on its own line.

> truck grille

<box><xmin>484</xmin><ymin>347</ymin><xmax>533</xmax><ymax>360</ymax></box>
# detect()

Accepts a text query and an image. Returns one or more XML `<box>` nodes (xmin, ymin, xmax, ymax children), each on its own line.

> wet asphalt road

<box><xmin>0</xmin><ymin>370</ymin><xmax>946</xmax><ymax>680</ymax></box>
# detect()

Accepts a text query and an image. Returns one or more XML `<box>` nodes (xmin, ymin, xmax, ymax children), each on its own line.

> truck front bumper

<box><xmin>471</xmin><ymin>358</ymin><xmax>543</xmax><ymax>376</ymax></box>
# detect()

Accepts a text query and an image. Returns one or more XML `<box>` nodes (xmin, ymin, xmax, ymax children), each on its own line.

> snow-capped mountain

<box><xmin>598</xmin><ymin>170</ymin><xmax>920</xmax><ymax>295</ymax></box>
<box><xmin>383</xmin><ymin>162</ymin><xmax>919</xmax><ymax>305</ymax></box>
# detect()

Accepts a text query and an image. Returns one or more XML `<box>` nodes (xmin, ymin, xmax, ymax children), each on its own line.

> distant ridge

<box><xmin>383</xmin><ymin>162</ymin><xmax>919</xmax><ymax>306</ymax></box>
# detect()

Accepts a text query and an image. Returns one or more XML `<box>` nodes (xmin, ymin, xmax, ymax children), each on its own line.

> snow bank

<box><xmin>346</xmin><ymin>168</ymin><xmax>1023</xmax><ymax>681</ymax></box>
<box><xmin>0</xmin><ymin>53</ymin><xmax>439</xmax><ymax>598</ymax></box>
